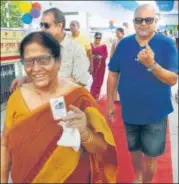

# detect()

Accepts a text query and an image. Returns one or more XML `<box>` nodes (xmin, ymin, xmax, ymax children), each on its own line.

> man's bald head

<box><xmin>70</xmin><ymin>20</ymin><xmax>80</xmax><ymax>28</ymax></box>
<box><xmin>70</xmin><ymin>20</ymin><xmax>80</xmax><ymax>35</ymax></box>
<box><xmin>133</xmin><ymin>4</ymin><xmax>159</xmax><ymax>38</ymax></box>
<box><xmin>134</xmin><ymin>4</ymin><xmax>159</xmax><ymax>19</ymax></box>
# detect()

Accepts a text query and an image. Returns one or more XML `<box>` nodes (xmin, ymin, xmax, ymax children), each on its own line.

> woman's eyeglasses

<box><xmin>40</xmin><ymin>22</ymin><xmax>50</xmax><ymax>29</ymax></box>
<box><xmin>95</xmin><ymin>37</ymin><xmax>101</xmax><ymax>40</ymax></box>
<box><xmin>22</xmin><ymin>55</ymin><xmax>52</xmax><ymax>67</ymax></box>
<box><xmin>134</xmin><ymin>17</ymin><xmax>155</xmax><ymax>25</ymax></box>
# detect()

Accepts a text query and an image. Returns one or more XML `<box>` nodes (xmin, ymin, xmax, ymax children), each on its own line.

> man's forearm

<box><xmin>107</xmin><ymin>72</ymin><xmax>119</xmax><ymax>102</ymax></box>
<box><xmin>151</xmin><ymin>62</ymin><xmax>178</xmax><ymax>86</ymax></box>
<box><xmin>110</xmin><ymin>44</ymin><xmax>115</xmax><ymax>58</ymax></box>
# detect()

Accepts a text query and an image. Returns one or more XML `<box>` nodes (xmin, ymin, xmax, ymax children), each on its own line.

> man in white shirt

<box><xmin>10</xmin><ymin>8</ymin><xmax>90</xmax><ymax>91</ymax></box>
<box><xmin>70</xmin><ymin>20</ymin><xmax>93</xmax><ymax>74</ymax></box>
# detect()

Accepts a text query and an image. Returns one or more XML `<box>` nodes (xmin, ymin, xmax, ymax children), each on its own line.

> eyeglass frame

<box><xmin>95</xmin><ymin>37</ymin><xmax>102</xmax><ymax>40</ymax></box>
<box><xmin>40</xmin><ymin>22</ymin><xmax>51</xmax><ymax>29</ymax></box>
<box><xmin>40</xmin><ymin>20</ymin><xmax>63</xmax><ymax>29</ymax></box>
<box><xmin>21</xmin><ymin>55</ymin><xmax>53</xmax><ymax>68</ymax></box>
<box><xmin>134</xmin><ymin>17</ymin><xmax>156</xmax><ymax>25</ymax></box>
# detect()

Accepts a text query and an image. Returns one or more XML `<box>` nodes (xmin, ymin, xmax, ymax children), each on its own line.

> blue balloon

<box><xmin>22</xmin><ymin>13</ymin><xmax>33</xmax><ymax>24</ymax></box>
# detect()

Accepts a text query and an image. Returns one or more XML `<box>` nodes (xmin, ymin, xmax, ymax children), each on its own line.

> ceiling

<box><xmin>106</xmin><ymin>0</ymin><xmax>178</xmax><ymax>13</ymax></box>
<box><xmin>38</xmin><ymin>1</ymin><xmax>178</xmax><ymax>28</ymax></box>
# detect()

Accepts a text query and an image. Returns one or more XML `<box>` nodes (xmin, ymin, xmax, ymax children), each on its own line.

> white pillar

<box><xmin>85</xmin><ymin>12</ymin><xmax>90</xmax><ymax>37</ymax></box>
<box><xmin>5</xmin><ymin>1</ymin><xmax>9</xmax><ymax>27</ymax></box>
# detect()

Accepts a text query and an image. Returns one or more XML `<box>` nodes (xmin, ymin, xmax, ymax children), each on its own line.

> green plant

<box><xmin>1</xmin><ymin>1</ymin><xmax>23</xmax><ymax>28</ymax></box>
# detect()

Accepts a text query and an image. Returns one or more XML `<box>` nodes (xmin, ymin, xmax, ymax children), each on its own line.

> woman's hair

<box><xmin>116</xmin><ymin>27</ymin><xmax>124</xmax><ymax>35</ymax></box>
<box><xmin>19</xmin><ymin>31</ymin><xmax>60</xmax><ymax>60</ymax></box>
<box><xmin>94</xmin><ymin>32</ymin><xmax>102</xmax><ymax>39</ymax></box>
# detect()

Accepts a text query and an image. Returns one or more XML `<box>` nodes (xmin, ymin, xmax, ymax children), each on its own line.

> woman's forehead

<box><xmin>24</xmin><ymin>43</ymin><xmax>49</xmax><ymax>56</ymax></box>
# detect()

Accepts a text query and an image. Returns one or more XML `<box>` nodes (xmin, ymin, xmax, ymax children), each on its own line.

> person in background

<box><xmin>168</xmin><ymin>29</ymin><xmax>175</xmax><ymax>41</ymax></box>
<box><xmin>107</xmin><ymin>4</ymin><xmax>178</xmax><ymax>183</ymax></box>
<box><xmin>70</xmin><ymin>20</ymin><xmax>93</xmax><ymax>74</ymax></box>
<box><xmin>10</xmin><ymin>8</ymin><xmax>90</xmax><ymax>92</ymax></box>
<box><xmin>122</xmin><ymin>22</ymin><xmax>134</xmax><ymax>36</ymax></box>
<box><xmin>110</xmin><ymin>27</ymin><xmax>124</xmax><ymax>102</ymax></box>
<box><xmin>1</xmin><ymin>31</ymin><xmax>117</xmax><ymax>183</ymax></box>
<box><xmin>90</xmin><ymin>32</ymin><xmax>108</xmax><ymax>101</ymax></box>
<box><xmin>110</xmin><ymin>27</ymin><xmax>125</xmax><ymax>57</ymax></box>
<box><xmin>164</xmin><ymin>30</ymin><xmax>168</xmax><ymax>36</ymax></box>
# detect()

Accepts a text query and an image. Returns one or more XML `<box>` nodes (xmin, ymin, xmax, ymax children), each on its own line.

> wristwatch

<box><xmin>147</xmin><ymin>62</ymin><xmax>157</xmax><ymax>72</ymax></box>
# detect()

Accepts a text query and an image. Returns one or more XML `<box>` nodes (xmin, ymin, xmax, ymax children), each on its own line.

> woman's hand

<box><xmin>62</xmin><ymin>105</ymin><xmax>109</xmax><ymax>154</ymax></box>
<box><xmin>62</xmin><ymin>105</ymin><xmax>88</xmax><ymax>133</ymax></box>
<box><xmin>93</xmin><ymin>55</ymin><xmax>103</xmax><ymax>60</ymax></box>
<box><xmin>98</xmin><ymin>55</ymin><xmax>103</xmax><ymax>59</ymax></box>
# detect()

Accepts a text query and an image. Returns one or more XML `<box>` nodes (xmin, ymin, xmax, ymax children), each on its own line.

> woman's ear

<box><xmin>56</xmin><ymin>57</ymin><xmax>61</xmax><ymax>70</ymax></box>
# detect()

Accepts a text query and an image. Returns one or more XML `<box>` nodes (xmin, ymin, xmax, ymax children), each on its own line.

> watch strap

<box><xmin>147</xmin><ymin>62</ymin><xmax>157</xmax><ymax>72</ymax></box>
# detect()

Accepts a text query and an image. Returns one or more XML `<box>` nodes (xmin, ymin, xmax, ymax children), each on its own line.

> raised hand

<box><xmin>137</xmin><ymin>43</ymin><xmax>155</xmax><ymax>68</ymax></box>
<box><xmin>62</xmin><ymin>105</ymin><xmax>88</xmax><ymax>133</ymax></box>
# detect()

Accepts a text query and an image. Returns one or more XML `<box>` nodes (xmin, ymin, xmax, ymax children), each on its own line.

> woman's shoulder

<box><xmin>7</xmin><ymin>83</ymin><xmax>32</xmax><ymax>110</ymax></box>
<box><xmin>59</xmin><ymin>78</ymin><xmax>80</xmax><ymax>90</ymax></box>
<box><xmin>20</xmin><ymin>83</ymin><xmax>32</xmax><ymax>91</ymax></box>
<box><xmin>7</xmin><ymin>87</ymin><xmax>22</xmax><ymax>104</ymax></box>
<box><xmin>60</xmin><ymin>78</ymin><xmax>92</xmax><ymax>98</ymax></box>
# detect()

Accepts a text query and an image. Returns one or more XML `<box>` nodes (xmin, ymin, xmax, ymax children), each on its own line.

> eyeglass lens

<box><xmin>23</xmin><ymin>55</ymin><xmax>51</xmax><ymax>67</ymax></box>
<box><xmin>134</xmin><ymin>17</ymin><xmax>154</xmax><ymax>25</ymax></box>
<box><xmin>40</xmin><ymin>22</ymin><xmax>50</xmax><ymax>29</ymax></box>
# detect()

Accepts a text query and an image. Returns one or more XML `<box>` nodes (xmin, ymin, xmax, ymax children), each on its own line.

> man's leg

<box><xmin>131</xmin><ymin>151</ymin><xmax>143</xmax><ymax>183</ymax></box>
<box><xmin>142</xmin><ymin>155</ymin><xmax>157</xmax><ymax>183</ymax></box>
<box><xmin>141</xmin><ymin>118</ymin><xmax>168</xmax><ymax>183</ymax></box>
<box><xmin>124</xmin><ymin>123</ymin><xmax>142</xmax><ymax>183</ymax></box>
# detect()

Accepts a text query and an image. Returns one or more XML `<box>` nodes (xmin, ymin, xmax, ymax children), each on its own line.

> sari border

<box><xmin>23</xmin><ymin>131</ymin><xmax>62</xmax><ymax>183</ymax></box>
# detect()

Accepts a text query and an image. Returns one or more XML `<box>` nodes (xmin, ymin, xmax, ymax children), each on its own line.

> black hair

<box><xmin>19</xmin><ymin>31</ymin><xmax>61</xmax><ymax>60</ymax></box>
<box><xmin>94</xmin><ymin>32</ymin><xmax>102</xmax><ymax>38</ymax></box>
<box><xmin>43</xmin><ymin>8</ymin><xmax>66</xmax><ymax>29</ymax></box>
<box><xmin>116</xmin><ymin>27</ymin><xmax>124</xmax><ymax>35</ymax></box>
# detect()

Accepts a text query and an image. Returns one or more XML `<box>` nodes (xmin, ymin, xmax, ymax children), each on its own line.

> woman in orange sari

<box><xmin>1</xmin><ymin>31</ymin><xmax>118</xmax><ymax>183</ymax></box>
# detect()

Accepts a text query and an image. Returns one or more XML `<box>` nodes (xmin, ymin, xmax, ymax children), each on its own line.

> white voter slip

<box><xmin>57</xmin><ymin>111</ymin><xmax>81</xmax><ymax>152</ymax></box>
<box><xmin>50</xmin><ymin>97</ymin><xmax>67</xmax><ymax>120</ymax></box>
<box><xmin>50</xmin><ymin>97</ymin><xmax>81</xmax><ymax>152</ymax></box>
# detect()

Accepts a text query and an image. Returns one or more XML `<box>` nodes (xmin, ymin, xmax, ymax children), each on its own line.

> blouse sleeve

<box><xmin>5</xmin><ymin>93</ymin><xmax>17</xmax><ymax>129</ymax></box>
<box><xmin>4</xmin><ymin>89</ymin><xmax>28</xmax><ymax>129</ymax></box>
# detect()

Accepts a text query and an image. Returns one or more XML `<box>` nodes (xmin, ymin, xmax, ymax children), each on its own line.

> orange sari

<box><xmin>6</xmin><ymin>87</ymin><xmax>118</xmax><ymax>183</ymax></box>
